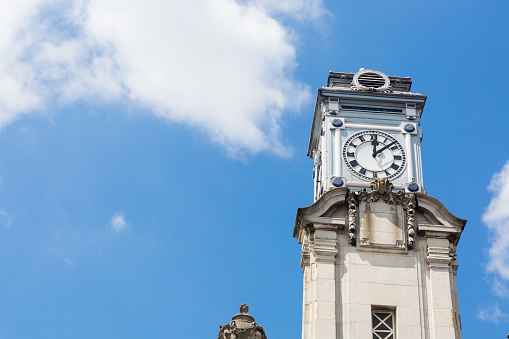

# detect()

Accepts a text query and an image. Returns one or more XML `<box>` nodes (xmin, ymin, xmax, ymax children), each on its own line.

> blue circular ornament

<box><xmin>332</xmin><ymin>178</ymin><xmax>344</xmax><ymax>187</ymax></box>
<box><xmin>407</xmin><ymin>183</ymin><xmax>419</xmax><ymax>192</ymax></box>
<box><xmin>332</xmin><ymin>119</ymin><xmax>343</xmax><ymax>128</ymax></box>
<box><xmin>404</xmin><ymin>124</ymin><xmax>416</xmax><ymax>133</ymax></box>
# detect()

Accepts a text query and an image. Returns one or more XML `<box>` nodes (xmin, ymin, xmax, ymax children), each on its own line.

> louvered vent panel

<box><xmin>358</xmin><ymin>72</ymin><xmax>386</xmax><ymax>88</ymax></box>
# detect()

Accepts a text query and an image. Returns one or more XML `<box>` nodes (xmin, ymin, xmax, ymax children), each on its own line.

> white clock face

<box><xmin>342</xmin><ymin>130</ymin><xmax>406</xmax><ymax>181</ymax></box>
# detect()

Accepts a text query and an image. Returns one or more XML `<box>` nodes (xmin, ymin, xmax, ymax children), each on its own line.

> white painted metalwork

<box><xmin>405</xmin><ymin>133</ymin><xmax>414</xmax><ymax>182</ymax></box>
<box><xmin>334</xmin><ymin>129</ymin><xmax>341</xmax><ymax>178</ymax></box>
<box><xmin>344</xmin><ymin>123</ymin><xmax>402</xmax><ymax>132</ymax></box>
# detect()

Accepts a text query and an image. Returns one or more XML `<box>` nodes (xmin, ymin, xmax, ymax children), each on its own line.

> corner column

<box><xmin>301</xmin><ymin>232</ymin><xmax>312</xmax><ymax>339</ymax></box>
<box><xmin>425</xmin><ymin>231</ymin><xmax>459</xmax><ymax>339</ymax></box>
<box><xmin>310</xmin><ymin>224</ymin><xmax>338</xmax><ymax>339</ymax></box>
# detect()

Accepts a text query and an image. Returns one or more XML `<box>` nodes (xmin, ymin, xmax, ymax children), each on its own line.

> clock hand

<box><xmin>371</xmin><ymin>135</ymin><xmax>378</xmax><ymax>157</ymax></box>
<box><xmin>373</xmin><ymin>140</ymin><xmax>397</xmax><ymax>157</ymax></box>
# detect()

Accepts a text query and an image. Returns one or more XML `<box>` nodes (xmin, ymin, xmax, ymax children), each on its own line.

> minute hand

<box><xmin>373</xmin><ymin>140</ymin><xmax>397</xmax><ymax>157</ymax></box>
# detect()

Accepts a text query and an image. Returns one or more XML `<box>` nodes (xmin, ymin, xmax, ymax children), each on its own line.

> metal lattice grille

<box><xmin>372</xmin><ymin>311</ymin><xmax>395</xmax><ymax>339</ymax></box>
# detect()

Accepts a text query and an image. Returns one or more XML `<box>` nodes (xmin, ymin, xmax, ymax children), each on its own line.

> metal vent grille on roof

<box><xmin>358</xmin><ymin>72</ymin><xmax>386</xmax><ymax>88</ymax></box>
<box><xmin>352</xmin><ymin>69</ymin><xmax>391</xmax><ymax>92</ymax></box>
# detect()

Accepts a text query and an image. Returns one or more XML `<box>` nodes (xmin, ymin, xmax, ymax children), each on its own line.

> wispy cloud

<box><xmin>110</xmin><ymin>211</ymin><xmax>128</xmax><ymax>233</ymax></box>
<box><xmin>477</xmin><ymin>303</ymin><xmax>509</xmax><ymax>323</ymax></box>
<box><xmin>0</xmin><ymin>0</ymin><xmax>322</xmax><ymax>156</ymax></box>
<box><xmin>0</xmin><ymin>210</ymin><xmax>12</xmax><ymax>228</ymax></box>
<box><xmin>483</xmin><ymin>161</ymin><xmax>509</xmax><ymax>291</ymax></box>
<box><xmin>248</xmin><ymin>0</ymin><xmax>328</xmax><ymax>21</ymax></box>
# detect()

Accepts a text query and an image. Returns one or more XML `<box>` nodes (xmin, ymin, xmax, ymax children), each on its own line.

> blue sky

<box><xmin>1</xmin><ymin>0</ymin><xmax>509</xmax><ymax>338</ymax></box>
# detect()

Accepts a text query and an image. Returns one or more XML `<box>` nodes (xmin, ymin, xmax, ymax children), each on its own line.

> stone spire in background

<box><xmin>218</xmin><ymin>304</ymin><xmax>267</xmax><ymax>339</ymax></box>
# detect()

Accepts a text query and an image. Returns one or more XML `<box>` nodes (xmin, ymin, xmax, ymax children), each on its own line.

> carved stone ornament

<box><xmin>403</xmin><ymin>194</ymin><xmax>417</xmax><ymax>249</ymax></box>
<box><xmin>358</xmin><ymin>179</ymin><xmax>405</xmax><ymax>205</ymax></box>
<box><xmin>347</xmin><ymin>191</ymin><xmax>357</xmax><ymax>246</ymax></box>
<box><xmin>346</xmin><ymin>179</ymin><xmax>416</xmax><ymax>249</ymax></box>
<box><xmin>218</xmin><ymin>304</ymin><xmax>267</xmax><ymax>339</ymax></box>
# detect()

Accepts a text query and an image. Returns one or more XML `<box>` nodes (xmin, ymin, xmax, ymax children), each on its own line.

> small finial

<box><xmin>239</xmin><ymin>304</ymin><xmax>249</xmax><ymax>314</ymax></box>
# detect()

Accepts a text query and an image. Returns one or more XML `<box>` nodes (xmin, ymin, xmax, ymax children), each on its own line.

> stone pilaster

<box><xmin>425</xmin><ymin>232</ymin><xmax>460</xmax><ymax>339</ymax></box>
<box><xmin>301</xmin><ymin>232</ymin><xmax>311</xmax><ymax>339</ymax></box>
<box><xmin>301</xmin><ymin>223</ymin><xmax>338</xmax><ymax>339</ymax></box>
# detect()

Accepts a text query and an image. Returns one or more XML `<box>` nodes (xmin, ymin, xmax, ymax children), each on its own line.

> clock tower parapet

<box><xmin>309</xmin><ymin>69</ymin><xmax>427</xmax><ymax>201</ymax></box>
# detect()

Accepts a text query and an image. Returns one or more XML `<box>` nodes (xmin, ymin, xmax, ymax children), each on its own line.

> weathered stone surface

<box><xmin>359</xmin><ymin>200</ymin><xmax>405</xmax><ymax>248</ymax></box>
<box><xmin>218</xmin><ymin>305</ymin><xmax>267</xmax><ymax>339</ymax></box>
<box><xmin>294</xmin><ymin>179</ymin><xmax>466</xmax><ymax>339</ymax></box>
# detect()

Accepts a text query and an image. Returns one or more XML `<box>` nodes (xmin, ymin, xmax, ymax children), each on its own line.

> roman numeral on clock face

<box><xmin>358</xmin><ymin>135</ymin><xmax>365</xmax><ymax>142</ymax></box>
<box><xmin>359</xmin><ymin>168</ymin><xmax>366</xmax><ymax>175</ymax></box>
<box><xmin>390</xmin><ymin>145</ymin><xmax>398</xmax><ymax>151</ymax></box>
<box><xmin>350</xmin><ymin>160</ymin><xmax>359</xmax><ymax>167</ymax></box>
<box><xmin>390</xmin><ymin>163</ymin><xmax>399</xmax><ymax>170</ymax></box>
<box><xmin>372</xmin><ymin>171</ymin><xmax>378</xmax><ymax>178</ymax></box>
<box><xmin>347</xmin><ymin>152</ymin><xmax>355</xmax><ymax>157</ymax></box>
<box><xmin>394</xmin><ymin>155</ymin><xmax>402</xmax><ymax>160</ymax></box>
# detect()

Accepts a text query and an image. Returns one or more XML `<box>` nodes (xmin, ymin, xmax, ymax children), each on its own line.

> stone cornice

<box><xmin>294</xmin><ymin>187</ymin><xmax>348</xmax><ymax>241</ymax></box>
<box><xmin>294</xmin><ymin>182</ymin><xmax>467</xmax><ymax>249</ymax></box>
<box><xmin>419</xmin><ymin>225</ymin><xmax>463</xmax><ymax>234</ymax></box>
<box><xmin>415</xmin><ymin>193</ymin><xmax>466</xmax><ymax>229</ymax></box>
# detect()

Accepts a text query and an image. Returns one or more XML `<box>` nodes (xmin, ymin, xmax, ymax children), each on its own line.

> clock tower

<box><xmin>294</xmin><ymin>69</ymin><xmax>466</xmax><ymax>339</ymax></box>
<box><xmin>310</xmin><ymin>69</ymin><xmax>425</xmax><ymax>201</ymax></box>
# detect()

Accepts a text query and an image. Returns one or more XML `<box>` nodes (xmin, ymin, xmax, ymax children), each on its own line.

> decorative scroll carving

<box><xmin>358</xmin><ymin>179</ymin><xmax>405</xmax><ymax>205</ymax></box>
<box><xmin>218</xmin><ymin>305</ymin><xmax>267</xmax><ymax>339</ymax></box>
<box><xmin>347</xmin><ymin>191</ymin><xmax>357</xmax><ymax>246</ymax></box>
<box><xmin>404</xmin><ymin>194</ymin><xmax>416</xmax><ymax>249</ymax></box>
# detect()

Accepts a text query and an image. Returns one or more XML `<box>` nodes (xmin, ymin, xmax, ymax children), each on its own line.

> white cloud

<box><xmin>483</xmin><ymin>161</ymin><xmax>509</xmax><ymax>285</ymax></box>
<box><xmin>0</xmin><ymin>210</ymin><xmax>12</xmax><ymax>228</ymax></box>
<box><xmin>248</xmin><ymin>0</ymin><xmax>328</xmax><ymax>21</ymax></box>
<box><xmin>487</xmin><ymin>276</ymin><xmax>509</xmax><ymax>298</ymax></box>
<box><xmin>0</xmin><ymin>0</ymin><xmax>317</xmax><ymax>156</ymax></box>
<box><xmin>477</xmin><ymin>303</ymin><xmax>509</xmax><ymax>323</ymax></box>
<box><xmin>110</xmin><ymin>211</ymin><xmax>128</xmax><ymax>232</ymax></box>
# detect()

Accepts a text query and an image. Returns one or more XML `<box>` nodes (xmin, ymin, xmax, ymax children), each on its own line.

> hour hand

<box><xmin>374</xmin><ymin>140</ymin><xmax>396</xmax><ymax>157</ymax></box>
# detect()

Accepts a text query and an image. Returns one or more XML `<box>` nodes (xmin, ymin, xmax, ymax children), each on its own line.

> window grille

<box><xmin>372</xmin><ymin>310</ymin><xmax>395</xmax><ymax>339</ymax></box>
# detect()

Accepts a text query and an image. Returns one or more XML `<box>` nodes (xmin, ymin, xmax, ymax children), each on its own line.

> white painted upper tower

<box><xmin>310</xmin><ymin>68</ymin><xmax>427</xmax><ymax>201</ymax></box>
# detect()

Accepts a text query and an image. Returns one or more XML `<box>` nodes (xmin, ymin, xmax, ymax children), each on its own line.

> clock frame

<box><xmin>342</xmin><ymin>130</ymin><xmax>406</xmax><ymax>181</ymax></box>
